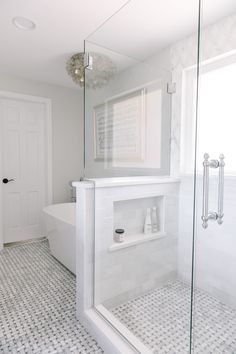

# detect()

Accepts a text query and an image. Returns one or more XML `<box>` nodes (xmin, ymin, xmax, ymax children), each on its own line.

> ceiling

<box><xmin>89</xmin><ymin>0</ymin><xmax>236</xmax><ymax>61</ymax></box>
<box><xmin>1</xmin><ymin>0</ymin><xmax>236</xmax><ymax>89</ymax></box>
<box><xmin>0</xmin><ymin>0</ymin><xmax>129</xmax><ymax>88</ymax></box>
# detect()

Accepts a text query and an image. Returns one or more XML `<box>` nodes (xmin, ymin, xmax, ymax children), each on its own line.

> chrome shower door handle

<box><xmin>201</xmin><ymin>153</ymin><xmax>225</xmax><ymax>229</ymax></box>
<box><xmin>217</xmin><ymin>154</ymin><xmax>225</xmax><ymax>225</ymax></box>
<box><xmin>202</xmin><ymin>153</ymin><xmax>210</xmax><ymax>229</ymax></box>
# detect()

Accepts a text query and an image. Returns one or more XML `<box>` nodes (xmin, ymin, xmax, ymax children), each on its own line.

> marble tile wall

<box><xmin>178</xmin><ymin>175</ymin><xmax>236</xmax><ymax>309</ymax></box>
<box><xmin>93</xmin><ymin>181</ymin><xmax>180</xmax><ymax>308</ymax></box>
<box><xmin>114</xmin><ymin>196</ymin><xmax>164</xmax><ymax>235</ymax></box>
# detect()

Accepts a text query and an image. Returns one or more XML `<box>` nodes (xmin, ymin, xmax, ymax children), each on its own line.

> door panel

<box><xmin>1</xmin><ymin>98</ymin><xmax>47</xmax><ymax>243</ymax></box>
<box><xmin>7</xmin><ymin>129</ymin><xmax>21</xmax><ymax>178</ymax></box>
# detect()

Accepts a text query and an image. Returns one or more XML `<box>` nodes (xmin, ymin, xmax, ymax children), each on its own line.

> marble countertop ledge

<box><xmin>72</xmin><ymin>176</ymin><xmax>180</xmax><ymax>188</ymax></box>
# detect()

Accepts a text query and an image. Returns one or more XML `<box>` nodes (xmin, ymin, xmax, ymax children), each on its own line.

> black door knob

<box><xmin>2</xmin><ymin>178</ymin><xmax>14</xmax><ymax>184</ymax></box>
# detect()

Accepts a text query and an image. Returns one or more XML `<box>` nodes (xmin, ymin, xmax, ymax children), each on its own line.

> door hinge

<box><xmin>84</xmin><ymin>53</ymin><xmax>93</xmax><ymax>70</ymax></box>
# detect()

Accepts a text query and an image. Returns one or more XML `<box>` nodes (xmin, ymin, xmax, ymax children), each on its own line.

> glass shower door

<box><xmin>192</xmin><ymin>2</ymin><xmax>236</xmax><ymax>352</ymax></box>
<box><xmin>83</xmin><ymin>1</ymin><xmax>201</xmax><ymax>353</ymax></box>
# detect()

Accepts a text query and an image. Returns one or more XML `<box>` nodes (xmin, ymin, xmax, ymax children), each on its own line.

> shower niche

<box><xmin>110</xmin><ymin>195</ymin><xmax>166</xmax><ymax>251</ymax></box>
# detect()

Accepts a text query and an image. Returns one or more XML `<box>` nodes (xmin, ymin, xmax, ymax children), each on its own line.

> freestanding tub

<box><xmin>43</xmin><ymin>203</ymin><xmax>76</xmax><ymax>274</ymax></box>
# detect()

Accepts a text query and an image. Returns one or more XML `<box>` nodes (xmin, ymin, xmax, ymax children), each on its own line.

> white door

<box><xmin>0</xmin><ymin>98</ymin><xmax>48</xmax><ymax>243</ymax></box>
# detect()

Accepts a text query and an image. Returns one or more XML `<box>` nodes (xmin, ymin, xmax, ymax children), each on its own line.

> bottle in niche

<box><xmin>144</xmin><ymin>208</ymin><xmax>152</xmax><ymax>234</ymax></box>
<box><xmin>114</xmin><ymin>229</ymin><xmax>125</xmax><ymax>243</ymax></box>
<box><xmin>151</xmin><ymin>206</ymin><xmax>158</xmax><ymax>233</ymax></box>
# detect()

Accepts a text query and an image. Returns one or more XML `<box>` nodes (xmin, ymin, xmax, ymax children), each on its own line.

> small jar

<box><xmin>114</xmin><ymin>229</ymin><xmax>125</xmax><ymax>243</ymax></box>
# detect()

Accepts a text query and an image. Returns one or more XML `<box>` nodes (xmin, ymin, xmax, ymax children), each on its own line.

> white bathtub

<box><xmin>43</xmin><ymin>203</ymin><xmax>76</xmax><ymax>274</ymax></box>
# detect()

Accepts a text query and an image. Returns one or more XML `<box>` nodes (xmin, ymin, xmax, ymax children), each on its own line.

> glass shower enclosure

<box><xmin>74</xmin><ymin>0</ymin><xmax>236</xmax><ymax>353</ymax></box>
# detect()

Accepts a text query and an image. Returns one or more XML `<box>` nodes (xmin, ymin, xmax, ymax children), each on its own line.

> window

<box><xmin>181</xmin><ymin>53</ymin><xmax>236</xmax><ymax>175</ymax></box>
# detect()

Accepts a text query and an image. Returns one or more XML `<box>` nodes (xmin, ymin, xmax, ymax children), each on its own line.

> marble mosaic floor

<box><xmin>112</xmin><ymin>281</ymin><xmax>236</xmax><ymax>354</ymax></box>
<box><xmin>0</xmin><ymin>240</ymin><xmax>103</xmax><ymax>354</ymax></box>
<box><xmin>1</xmin><ymin>239</ymin><xmax>236</xmax><ymax>354</ymax></box>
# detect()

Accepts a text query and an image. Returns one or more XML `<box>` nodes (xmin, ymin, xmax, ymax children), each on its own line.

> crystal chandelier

<box><xmin>66</xmin><ymin>52</ymin><xmax>116</xmax><ymax>89</ymax></box>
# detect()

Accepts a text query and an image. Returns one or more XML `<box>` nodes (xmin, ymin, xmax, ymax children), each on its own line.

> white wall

<box><xmin>0</xmin><ymin>74</ymin><xmax>84</xmax><ymax>203</ymax></box>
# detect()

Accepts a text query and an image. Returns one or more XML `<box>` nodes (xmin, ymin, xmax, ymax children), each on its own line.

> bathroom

<box><xmin>1</xmin><ymin>0</ymin><xmax>236</xmax><ymax>353</ymax></box>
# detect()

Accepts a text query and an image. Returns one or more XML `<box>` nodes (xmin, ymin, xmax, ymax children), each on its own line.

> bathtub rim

<box><xmin>43</xmin><ymin>202</ymin><xmax>76</xmax><ymax>226</ymax></box>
